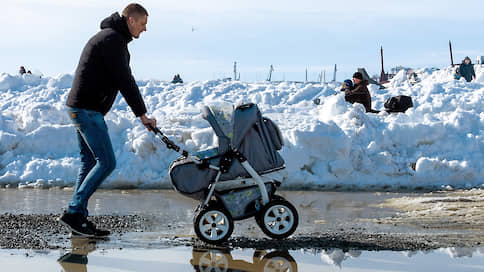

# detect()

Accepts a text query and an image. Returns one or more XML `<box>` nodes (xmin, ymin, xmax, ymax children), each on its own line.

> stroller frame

<box><xmin>148</xmin><ymin>104</ymin><xmax>298</xmax><ymax>244</ymax></box>
<box><xmin>148</xmin><ymin>124</ymin><xmax>270</xmax><ymax>206</ymax></box>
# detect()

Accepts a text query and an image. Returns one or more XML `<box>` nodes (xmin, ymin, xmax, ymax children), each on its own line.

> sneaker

<box><xmin>58</xmin><ymin>212</ymin><xmax>96</xmax><ymax>237</ymax></box>
<box><xmin>68</xmin><ymin>218</ymin><xmax>111</xmax><ymax>238</ymax></box>
<box><xmin>82</xmin><ymin>218</ymin><xmax>110</xmax><ymax>237</ymax></box>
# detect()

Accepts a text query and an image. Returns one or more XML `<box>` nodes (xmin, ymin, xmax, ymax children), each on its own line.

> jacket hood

<box><xmin>100</xmin><ymin>12</ymin><xmax>133</xmax><ymax>43</ymax></box>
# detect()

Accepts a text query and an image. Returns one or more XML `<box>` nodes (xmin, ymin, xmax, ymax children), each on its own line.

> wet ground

<box><xmin>0</xmin><ymin>188</ymin><xmax>483</xmax><ymax>271</ymax></box>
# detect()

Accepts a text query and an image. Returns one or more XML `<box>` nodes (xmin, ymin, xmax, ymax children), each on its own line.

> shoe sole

<box><xmin>69</xmin><ymin>231</ymin><xmax>109</xmax><ymax>240</ymax></box>
<box><xmin>57</xmin><ymin>217</ymin><xmax>97</xmax><ymax>238</ymax></box>
<box><xmin>69</xmin><ymin>232</ymin><xmax>110</xmax><ymax>240</ymax></box>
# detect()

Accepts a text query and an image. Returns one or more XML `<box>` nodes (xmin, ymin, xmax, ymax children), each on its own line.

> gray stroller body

<box><xmin>151</xmin><ymin>103</ymin><xmax>298</xmax><ymax>244</ymax></box>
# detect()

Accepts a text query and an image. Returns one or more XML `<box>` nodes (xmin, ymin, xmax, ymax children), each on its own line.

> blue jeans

<box><xmin>67</xmin><ymin>107</ymin><xmax>116</xmax><ymax>217</ymax></box>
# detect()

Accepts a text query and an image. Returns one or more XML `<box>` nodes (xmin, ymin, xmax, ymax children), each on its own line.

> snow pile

<box><xmin>0</xmin><ymin>66</ymin><xmax>482</xmax><ymax>190</ymax></box>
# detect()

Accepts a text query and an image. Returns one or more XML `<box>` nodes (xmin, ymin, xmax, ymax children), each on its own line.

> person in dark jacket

<box><xmin>345</xmin><ymin>72</ymin><xmax>374</xmax><ymax>112</ymax></box>
<box><xmin>171</xmin><ymin>74</ymin><xmax>183</xmax><ymax>83</ymax></box>
<box><xmin>459</xmin><ymin>56</ymin><xmax>476</xmax><ymax>82</ymax></box>
<box><xmin>19</xmin><ymin>66</ymin><xmax>26</xmax><ymax>75</ymax></box>
<box><xmin>60</xmin><ymin>3</ymin><xmax>156</xmax><ymax>237</ymax></box>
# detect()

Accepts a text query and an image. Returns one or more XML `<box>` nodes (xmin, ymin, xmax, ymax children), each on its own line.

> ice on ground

<box><xmin>0</xmin><ymin>66</ymin><xmax>483</xmax><ymax>190</ymax></box>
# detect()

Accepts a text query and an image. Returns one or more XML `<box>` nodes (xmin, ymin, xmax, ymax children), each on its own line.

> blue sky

<box><xmin>3</xmin><ymin>0</ymin><xmax>484</xmax><ymax>82</ymax></box>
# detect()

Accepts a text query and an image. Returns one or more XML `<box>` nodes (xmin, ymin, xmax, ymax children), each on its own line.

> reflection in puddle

<box><xmin>190</xmin><ymin>247</ymin><xmax>297</xmax><ymax>272</ymax></box>
<box><xmin>57</xmin><ymin>238</ymin><xmax>298</xmax><ymax>272</ymax></box>
<box><xmin>51</xmin><ymin>239</ymin><xmax>484</xmax><ymax>272</ymax></box>
<box><xmin>57</xmin><ymin>238</ymin><xmax>97</xmax><ymax>272</ymax></box>
<box><xmin>0</xmin><ymin>240</ymin><xmax>479</xmax><ymax>271</ymax></box>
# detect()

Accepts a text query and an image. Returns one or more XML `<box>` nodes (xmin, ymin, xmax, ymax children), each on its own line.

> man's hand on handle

<box><xmin>140</xmin><ymin>114</ymin><xmax>157</xmax><ymax>131</ymax></box>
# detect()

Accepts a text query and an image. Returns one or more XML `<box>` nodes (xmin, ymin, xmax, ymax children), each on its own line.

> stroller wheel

<box><xmin>194</xmin><ymin>206</ymin><xmax>234</xmax><ymax>244</ymax></box>
<box><xmin>256</xmin><ymin>198</ymin><xmax>298</xmax><ymax>239</ymax></box>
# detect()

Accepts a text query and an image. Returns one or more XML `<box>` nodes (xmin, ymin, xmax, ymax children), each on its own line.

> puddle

<box><xmin>1</xmin><ymin>188</ymin><xmax>483</xmax><ymax>270</ymax></box>
<box><xmin>1</xmin><ymin>245</ymin><xmax>483</xmax><ymax>272</ymax></box>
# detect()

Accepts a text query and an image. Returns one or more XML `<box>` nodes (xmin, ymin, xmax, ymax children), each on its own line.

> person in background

<box><xmin>19</xmin><ymin>66</ymin><xmax>26</xmax><ymax>75</ymax></box>
<box><xmin>171</xmin><ymin>74</ymin><xmax>183</xmax><ymax>83</ymax></box>
<box><xmin>459</xmin><ymin>56</ymin><xmax>476</xmax><ymax>82</ymax></box>
<box><xmin>60</xmin><ymin>3</ymin><xmax>157</xmax><ymax>237</ymax></box>
<box><xmin>344</xmin><ymin>72</ymin><xmax>376</xmax><ymax>113</ymax></box>
<box><xmin>454</xmin><ymin>67</ymin><xmax>461</xmax><ymax>80</ymax></box>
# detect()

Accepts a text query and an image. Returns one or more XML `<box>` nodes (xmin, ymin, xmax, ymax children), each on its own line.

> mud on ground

<box><xmin>370</xmin><ymin>189</ymin><xmax>484</xmax><ymax>231</ymax></box>
<box><xmin>0</xmin><ymin>212</ymin><xmax>482</xmax><ymax>251</ymax></box>
<box><xmin>1</xmin><ymin>189</ymin><xmax>483</xmax><ymax>251</ymax></box>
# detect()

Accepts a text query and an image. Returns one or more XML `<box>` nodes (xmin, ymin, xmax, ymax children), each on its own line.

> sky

<box><xmin>2</xmin><ymin>0</ymin><xmax>484</xmax><ymax>82</ymax></box>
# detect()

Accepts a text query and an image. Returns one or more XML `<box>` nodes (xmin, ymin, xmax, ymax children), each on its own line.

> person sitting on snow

<box><xmin>408</xmin><ymin>70</ymin><xmax>420</xmax><ymax>85</ymax></box>
<box><xmin>459</xmin><ymin>56</ymin><xmax>476</xmax><ymax>82</ymax></box>
<box><xmin>171</xmin><ymin>74</ymin><xmax>183</xmax><ymax>84</ymax></box>
<box><xmin>454</xmin><ymin>67</ymin><xmax>462</xmax><ymax>80</ymax></box>
<box><xmin>344</xmin><ymin>72</ymin><xmax>375</xmax><ymax>112</ymax></box>
<box><xmin>19</xmin><ymin>66</ymin><xmax>26</xmax><ymax>75</ymax></box>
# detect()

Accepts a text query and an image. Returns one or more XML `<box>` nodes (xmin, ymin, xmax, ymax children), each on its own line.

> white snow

<box><xmin>0</xmin><ymin>66</ymin><xmax>482</xmax><ymax>190</ymax></box>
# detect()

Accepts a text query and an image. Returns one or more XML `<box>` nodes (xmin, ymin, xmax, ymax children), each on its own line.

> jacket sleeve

<box><xmin>345</xmin><ymin>85</ymin><xmax>366</xmax><ymax>96</ymax></box>
<box><xmin>103</xmin><ymin>35</ymin><xmax>147</xmax><ymax>117</ymax></box>
<box><xmin>344</xmin><ymin>85</ymin><xmax>371</xmax><ymax>112</ymax></box>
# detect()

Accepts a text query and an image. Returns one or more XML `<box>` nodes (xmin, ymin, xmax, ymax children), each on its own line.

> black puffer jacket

<box><xmin>66</xmin><ymin>12</ymin><xmax>147</xmax><ymax>117</ymax></box>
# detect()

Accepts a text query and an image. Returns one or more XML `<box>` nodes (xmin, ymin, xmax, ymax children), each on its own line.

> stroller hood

<box><xmin>171</xmin><ymin>103</ymin><xmax>285</xmax><ymax>200</ymax></box>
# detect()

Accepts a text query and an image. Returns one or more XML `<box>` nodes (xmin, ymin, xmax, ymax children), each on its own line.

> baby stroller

<box><xmin>149</xmin><ymin>103</ymin><xmax>298</xmax><ymax>244</ymax></box>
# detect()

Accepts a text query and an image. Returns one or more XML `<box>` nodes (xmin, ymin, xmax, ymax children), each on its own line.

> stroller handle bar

<box><xmin>147</xmin><ymin>123</ymin><xmax>190</xmax><ymax>158</ymax></box>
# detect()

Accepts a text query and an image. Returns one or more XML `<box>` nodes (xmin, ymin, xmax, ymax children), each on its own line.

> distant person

<box><xmin>344</xmin><ymin>72</ymin><xmax>376</xmax><ymax>112</ymax></box>
<box><xmin>453</xmin><ymin>67</ymin><xmax>461</xmax><ymax>80</ymax></box>
<box><xmin>459</xmin><ymin>56</ymin><xmax>476</xmax><ymax>82</ymax></box>
<box><xmin>19</xmin><ymin>66</ymin><xmax>26</xmax><ymax>75</ymax></box>
<box><xmin>27</xmin><ymin>70</ymin><xmax>32</xmax><ymax>74</ymax></box>
<box><xmin>340</xmin><ymin>79</ymin><xmax>353</xmax><ymax>92</ymax></box>
<box><xmin>61</xmin><ymin>3</ymin><xmax>157</xmax><ymax>237</ymax></box>
<box><xmin>171</xmin><ymin>74</ymin><xmax>183</xmax><ymax>83</ymax></box>
<box><xmin>408</xmin><ymin>71</ymin><xmax>420</xmax><ymax>85</ymax></box>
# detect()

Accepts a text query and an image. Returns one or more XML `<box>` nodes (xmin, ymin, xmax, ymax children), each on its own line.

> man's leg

<box><xmin>67</xmin><ymin>109</ymin><xmax>116</xmax><ymax>217</ymax></box>
<box><xmin>72</xmin><ymin>130</ymin><xmax>96</xmax><ymax>217</ymax></box>
<box><xmin>61</xmin><ymin>108</ymin><xmax>115</xmax><ymax>236</ymax></box>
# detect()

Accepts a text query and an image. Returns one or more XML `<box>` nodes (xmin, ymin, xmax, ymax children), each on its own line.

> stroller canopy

<box><xmin>170</xmin><ymin>103</ymin><xmax>285</xmax><ymax>200</ymax></box>
<box><xmin>201</xmin><ymin>103</ymin><xmax>261</xmax><ymax>155</ymax></box>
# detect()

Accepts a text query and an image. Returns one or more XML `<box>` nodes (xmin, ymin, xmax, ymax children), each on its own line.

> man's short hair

<box><xmin>122</xmin><ymin>3</ymin><xmax>148</xmax><ymax>18</ymax></box>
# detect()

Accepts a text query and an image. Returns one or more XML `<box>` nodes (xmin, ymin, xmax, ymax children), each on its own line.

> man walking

<box><xmin>60</xmin><ymin>3</ymin><xmax>156</xmax><ymax>237</ymax></box>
